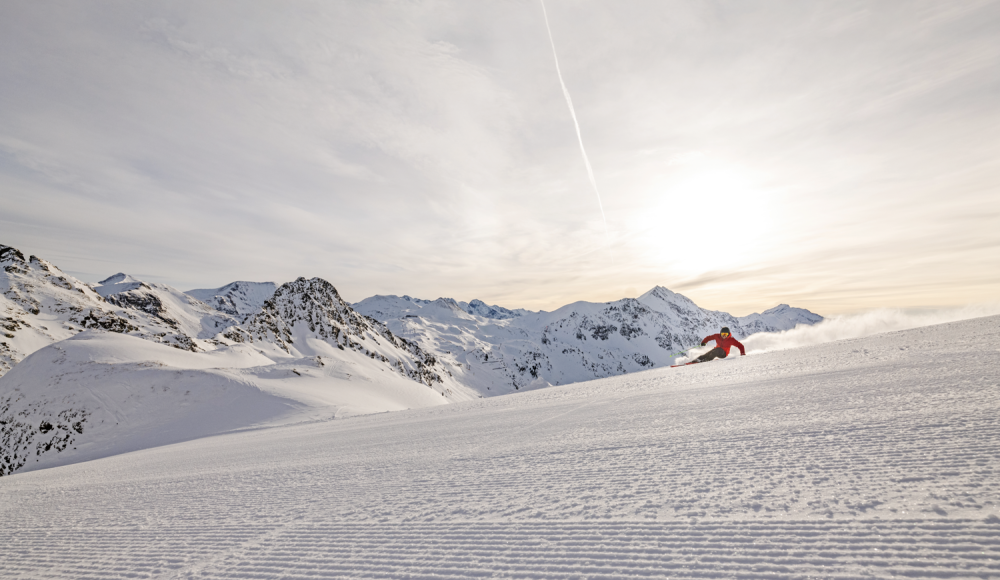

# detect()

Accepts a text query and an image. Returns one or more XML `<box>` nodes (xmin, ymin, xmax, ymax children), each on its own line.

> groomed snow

<box><xmin>2</xmin><ymin>315</ymin><xmax>999</xmax><ymax>578</ymax></box>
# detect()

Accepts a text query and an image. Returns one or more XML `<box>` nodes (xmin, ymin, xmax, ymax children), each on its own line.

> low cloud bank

<box><xmin>742</xmin><ymin>304</ymin><xmax>1000</xmax><ymax>355</ymax></box>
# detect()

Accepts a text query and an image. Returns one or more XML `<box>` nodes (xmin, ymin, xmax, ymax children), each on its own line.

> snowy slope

<box><xmin>94</xmin><ymin>273</ymin><xmax>242</xmax><ymax>349</ymax></box>
<box><xmin>2</xmin><ymin>315</ymin><xmax>998</xmax><ymax>578</ymax></box>
<box><xmin>354</xmin><ymin>286</ymin><xmax>823</xmax><ymax>394</ymax></box>
<box><xmin>0</xmin><ymin>329</ymin><xmax>453</xmax><ymax>476</ymax></box>
<box><xmin>186</xmin><ymin>281</ymin><xmax>277</xmax><ymax>319</ymax></box>
<box><xmin>0</xmin><ymin>332</ymin><xmax>292</xmax><ymax>475</ymax></box>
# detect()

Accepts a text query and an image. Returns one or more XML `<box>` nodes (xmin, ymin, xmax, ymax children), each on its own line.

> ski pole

<box><xmin>669</xmin><ymin>345</ymin><xmax>703</xmax><ymax>359</ymax></box>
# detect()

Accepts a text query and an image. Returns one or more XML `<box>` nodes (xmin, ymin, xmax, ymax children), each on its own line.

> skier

<box><xmin>694</xmin><ymin>326</ymin><xmax>745</xmax><ymax>363</ymax></box>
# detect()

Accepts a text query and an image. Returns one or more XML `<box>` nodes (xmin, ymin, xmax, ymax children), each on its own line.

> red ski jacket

<box><xmin>701</xmin><ymin>333</ymin><xmax>746</xmax><ymax>356</ymax></box>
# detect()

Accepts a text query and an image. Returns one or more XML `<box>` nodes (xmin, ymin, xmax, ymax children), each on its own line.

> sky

<box><xmin>2</xmin><ymin>0</ymin><xmax>998</xmax><ymax>316</ymax></box>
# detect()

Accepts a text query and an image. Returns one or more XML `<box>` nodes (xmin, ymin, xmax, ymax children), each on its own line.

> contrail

<box><xmin>539</xmin><ymin>0</ymin><xmax>612</xmax><ymax>256</ymax></box>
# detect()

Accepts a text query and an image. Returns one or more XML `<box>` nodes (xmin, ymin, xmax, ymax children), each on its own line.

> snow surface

<box><xmin>2</xmin><ymin>314</ymin><xmax>999</xmax><ymax>578</ymax></box>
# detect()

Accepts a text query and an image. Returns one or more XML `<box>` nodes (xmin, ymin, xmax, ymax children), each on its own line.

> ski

<box><xmin>669</xmin><ymin>361</ymin><xmax>700</xmax><ymax>368</ymax></box>
<box><xmin>670</xmin><ymin>357</ymin><xmax>738</xmax><ymax>368</ymax></box>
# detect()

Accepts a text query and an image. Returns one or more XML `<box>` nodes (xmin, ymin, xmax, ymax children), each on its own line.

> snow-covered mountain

<box><xmin>0</xmin><ymin>260</ymin><xmax>471</xmax><ymax>476</ymax></box>
<box><xmin>186</xmin><ymin>281</ymin><xmax>276</xmax><ymax>319</ymax></box>
<box><xmin>2</xmin><ymin>242</ymin><xmax>821</xmax><ymax>395</ymax></box>
<box><xmin>234</xmin><ymin>277</ymin><xmax>470</xmax><ymax>393</ymax></box>
<box><xmin>1</xmin><ymin>245</ymin><xmax>137</xmax><ymax>376</ymax></box>
<box><xmin>1</xmin><ymin>244</ymin><xmax>259</xmax><ymax>377</ymax></box>
<box><xmin>353</xmin><ymin>285</ymin><xmax>822</xmax><ymax>394</ymax></box>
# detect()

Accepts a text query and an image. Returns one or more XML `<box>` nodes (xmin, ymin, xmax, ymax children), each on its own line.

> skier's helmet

<box><xmin>720</xmin><ymin>326</ymin><xmax>731</xmax><ymax>337</ymax></box>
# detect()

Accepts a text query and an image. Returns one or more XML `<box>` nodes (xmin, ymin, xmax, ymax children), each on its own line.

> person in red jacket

<box><xmin>695</xmin><ymin>326</ymin><xmax>746</xmax><ymax>363</ymax></box>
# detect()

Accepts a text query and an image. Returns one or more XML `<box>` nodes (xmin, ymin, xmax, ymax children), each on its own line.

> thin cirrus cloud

<box><xmin>1</xmin><ymin>0</ymin><xmax>998</xmax><ymax>315</ymax></box>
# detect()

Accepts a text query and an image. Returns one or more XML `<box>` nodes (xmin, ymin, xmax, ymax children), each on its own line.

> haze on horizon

<box><xmin>2</xmin><ymin>1</ymin><xmax>998</xmax><ymax>316</ymax></box>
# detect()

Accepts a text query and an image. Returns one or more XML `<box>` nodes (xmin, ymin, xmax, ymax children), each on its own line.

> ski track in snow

<box><xmin>2</xmin><ymin>316</ymin><xmax>1000</xmax><ymax>578</ymax></box>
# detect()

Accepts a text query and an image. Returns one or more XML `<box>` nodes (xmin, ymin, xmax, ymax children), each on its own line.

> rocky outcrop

<box><xmin>245</xmin><ymin>277</ymin><xmax>443</xmax><ymax>386</ymax></box>
<box><xmin>1</xmin><ymin>392</ymin><xmax>88</xmax><ymax>476</ymax></box>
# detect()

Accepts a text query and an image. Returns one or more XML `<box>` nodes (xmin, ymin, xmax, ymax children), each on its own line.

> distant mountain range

<box><xmin>0</xmin><ymin>242</ymin><xmax>823</xmax><ymax>475</ymax></box>
<box><xmin>353</xmin><ymin>287</ymin><xmax>821</xmax><ymax>394</ymax></box>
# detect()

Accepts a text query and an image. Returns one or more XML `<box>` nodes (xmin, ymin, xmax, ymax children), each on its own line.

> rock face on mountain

<box><xmin>240</xmin><ymin>277</ymin><xmax>446</xmax><ymax>387</ymax></box>
<box><xmin>186</xmin><ymin>281</ymin><xmax>277</xmax><ymax>319</ymax></box>
<box><xmin>354</xmin><ymin>286</ymin><xmax>823</xmax><ymax>395</ymax></box>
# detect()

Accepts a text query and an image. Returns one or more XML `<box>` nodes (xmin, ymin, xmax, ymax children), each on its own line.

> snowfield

<box><xmin>2</xmin><ymin>314</ymin><xmax>998</xmax><ymax>578</ymax></box>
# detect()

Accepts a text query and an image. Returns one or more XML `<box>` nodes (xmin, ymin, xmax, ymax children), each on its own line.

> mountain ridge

<box><xmin>2</xmin><ymin>241</ymin><xmax>822</xmax><ymax>393</ymax></box>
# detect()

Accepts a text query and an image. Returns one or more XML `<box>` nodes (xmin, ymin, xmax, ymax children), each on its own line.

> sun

<box><xmin>631</xmin><ymin>158</ymin><xmax>777</xmax><ymax>276</ymax></box>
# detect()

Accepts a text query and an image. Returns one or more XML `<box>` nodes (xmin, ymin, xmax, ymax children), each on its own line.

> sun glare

<box><xmin>633</xmin><ymin>160</ymin><xmax>776</xmax><ymax>276</ymax></box>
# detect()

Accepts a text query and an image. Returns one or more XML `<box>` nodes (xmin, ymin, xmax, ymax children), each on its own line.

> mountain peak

<box><xmin>467</xmin><ymin>299</ymin><xmax>522</xmax><ymax>320</ymax></box>
<box><xmin>758</xmin><ymin>304</ymin><xmax>823</xmax><ymax>327</ymax></box>
<box><xmin>94</xmin><ymin>273</ymin><xmax>146</xmax><ymax>298</ymax></box>
<box><xmin>431</xmin><ymin>297</ymin><xmax>464</xmax><ymax>311</ymax></box>
<box><xmin>638</xmin><ymin>285</ymin><xmax>696</xmax><ymax>308</ymax></box>
<box><xmin>1</xmin><ymin>244</ymin><xmax>27</xmax><ymax>263</ymax></box>
<box><xmin>98</xmin><ymin>272</ymin><xmax>142</xmax><ymax>285</ymax></box>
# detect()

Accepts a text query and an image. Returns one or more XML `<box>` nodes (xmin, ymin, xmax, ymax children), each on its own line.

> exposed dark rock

<box><xmin>73</xmin><ymin>310</ymin><xmax>138</xmax><ymax>333</ymax></box>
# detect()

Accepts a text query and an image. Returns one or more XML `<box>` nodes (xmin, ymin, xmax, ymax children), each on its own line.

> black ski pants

<box><xmin>696</xmin><ymin>347</ymin><xmax>727</xmax><ymax>363</ymax></box>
